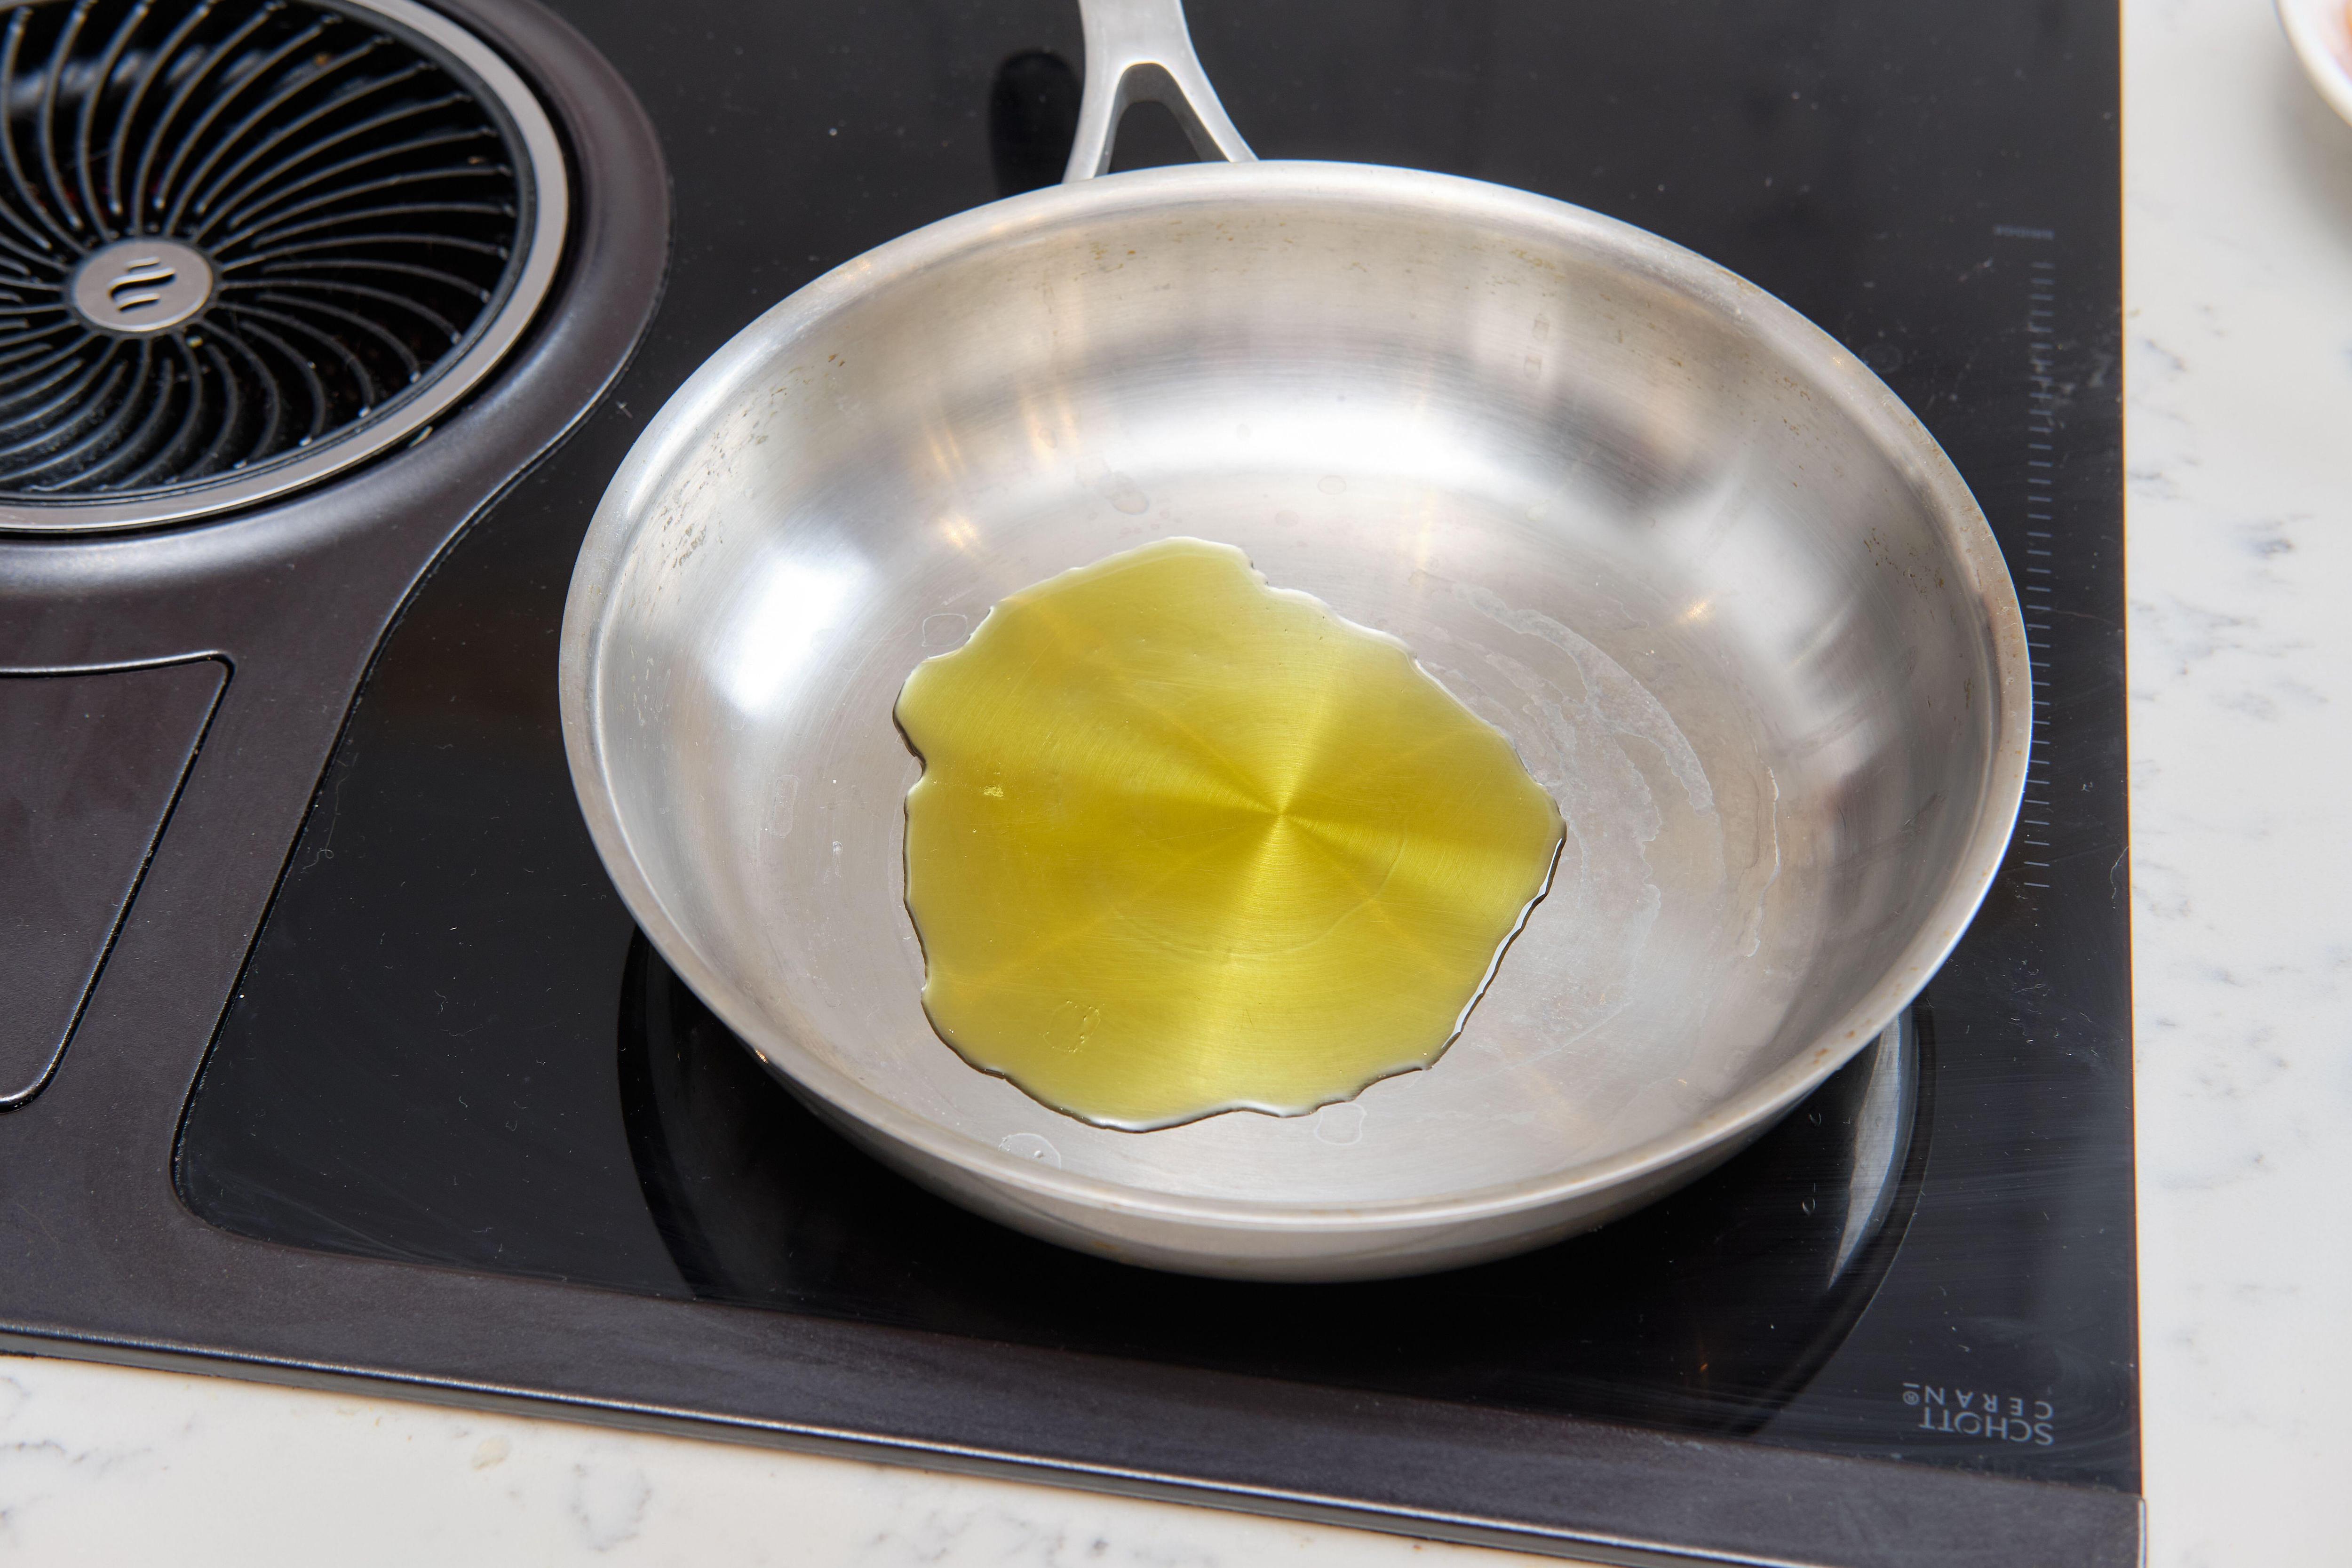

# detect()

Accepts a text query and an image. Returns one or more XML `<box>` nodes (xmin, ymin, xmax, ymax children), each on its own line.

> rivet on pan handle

<box><xmin>1063</xmin><ymin>0</ymin><xmax>1257</xmax><ymax>182</ymax></box>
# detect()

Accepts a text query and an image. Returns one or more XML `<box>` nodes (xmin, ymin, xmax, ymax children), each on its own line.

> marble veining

<box><xmin>0</xmin><ymin>1357</ymin><xmax>1566</xmax><ymax>1565</ymax></box>
<box><xmin>2127</xmin><ymin>3</ymin><xmax>2352</xmax><ymax>1565</ymax></box>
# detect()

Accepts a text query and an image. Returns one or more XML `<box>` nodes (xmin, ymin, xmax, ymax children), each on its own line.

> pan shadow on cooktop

<box><xmin>619</xmin><ymin>934</ymin><xmax>1934</xmax><ymax>1439</ymax></box>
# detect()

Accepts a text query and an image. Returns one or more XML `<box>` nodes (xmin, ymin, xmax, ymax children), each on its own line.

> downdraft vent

<box><xmin>0</xmin><ymin>0</ymin><xmax>565</xmax><ymax>532</ymax></box>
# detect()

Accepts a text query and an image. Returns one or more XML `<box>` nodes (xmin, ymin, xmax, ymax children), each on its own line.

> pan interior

<box><xmin>581</xmin><ymin>168</ymin><xmax>2010</xmax><ymax>1211</ymax></box>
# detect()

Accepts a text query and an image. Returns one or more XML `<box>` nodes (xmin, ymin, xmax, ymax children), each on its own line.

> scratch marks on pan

<box><xmin>1458</xmin><ymin>584</ymin><xmax>1714</xmax><ymax>813</ymax></box>
<box><xmin>1409</xmin><ymin>585</ymin><xmax>1720</xmax><ymax>1062</ymax></box>
<box><xmin>1742</xmin><ymin>766</ymin><xmax>1783</xmax><ymax>958</ymax></box>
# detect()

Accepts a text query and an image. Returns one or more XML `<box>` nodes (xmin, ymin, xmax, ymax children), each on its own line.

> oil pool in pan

<box><xmin>895</xmin><ymin>538</ymin><xmax>1565</xmax><ymax>1131</ymax></box>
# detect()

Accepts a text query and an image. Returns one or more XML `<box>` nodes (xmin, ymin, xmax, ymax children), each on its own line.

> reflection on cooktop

<box><xmin>622</xmin><ymin>935</ymin><xmax>1930</xmax><ymax>1438</ymax></box>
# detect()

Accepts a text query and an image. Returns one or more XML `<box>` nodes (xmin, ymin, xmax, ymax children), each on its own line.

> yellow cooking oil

<box><xmin>894</xmin><ymin>537</ymin><xmax>1564</xmax><ymax>1132</ymax></box>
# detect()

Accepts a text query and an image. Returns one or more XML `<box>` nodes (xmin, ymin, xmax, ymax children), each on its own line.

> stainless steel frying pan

<box><xmin>559</xmin><ymin>0</ymin><xmax>2029</xmax><ymax>1281</ymax></box>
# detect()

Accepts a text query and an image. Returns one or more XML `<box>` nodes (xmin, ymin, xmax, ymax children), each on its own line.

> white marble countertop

<box><xmin>2125</xmin><ymin>0</ymin><xmax>2352</xmax><ymax>1563</ymax></box>
<box><xmin>6</xmin><ymin>0</ymin><xmax>2349</xmax><ymax>1561</ymax></box>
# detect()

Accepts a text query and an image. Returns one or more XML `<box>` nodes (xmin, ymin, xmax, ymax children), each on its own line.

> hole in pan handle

<box><xmin>1063</xmin><ymin>0</ymin><xmax>1257</xmax><ymax>181</ymax></box>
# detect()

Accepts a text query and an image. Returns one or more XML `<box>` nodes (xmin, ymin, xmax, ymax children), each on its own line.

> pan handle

<box><xmin>1063</xmin><ymin>0</ymin><xmax>1256</xmax><ymax>182</ymax></box>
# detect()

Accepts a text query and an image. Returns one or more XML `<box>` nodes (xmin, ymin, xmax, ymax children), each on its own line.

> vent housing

<box><xmin>0</xmin><ymin>0</ymin><xmax>565</xmax><ymax>532</ymax></box>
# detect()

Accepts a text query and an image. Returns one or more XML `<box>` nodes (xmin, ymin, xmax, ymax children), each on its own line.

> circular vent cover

<box><xmin>0</xmin><ymin>0</ymin><xmax>565</xmax><ymax>532</ymax></box>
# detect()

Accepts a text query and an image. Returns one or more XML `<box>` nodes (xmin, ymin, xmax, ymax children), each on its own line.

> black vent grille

<box><xmin>0</xmin><ymin>0</ymin><xmax>530</xmax><ymax>502</ymax></box>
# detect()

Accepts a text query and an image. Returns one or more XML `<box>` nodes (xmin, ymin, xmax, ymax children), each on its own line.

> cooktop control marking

<box><xmin>2018</xmin><ymin>255</ymin><xmax>2058</xmax><ymax>894</ymax></box>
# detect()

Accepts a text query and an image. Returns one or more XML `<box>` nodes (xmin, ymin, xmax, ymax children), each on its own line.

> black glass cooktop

<box><xmin>176</xmin><ymin>0</ymin><xmax>2133</xmax><ymax>1494</ymax></box>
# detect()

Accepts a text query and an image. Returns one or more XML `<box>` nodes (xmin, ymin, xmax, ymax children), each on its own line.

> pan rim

<box><xmin>560</xmin><ymin>158</ymin><xmax>2031</xmax><ymax>1242</ymax></box>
